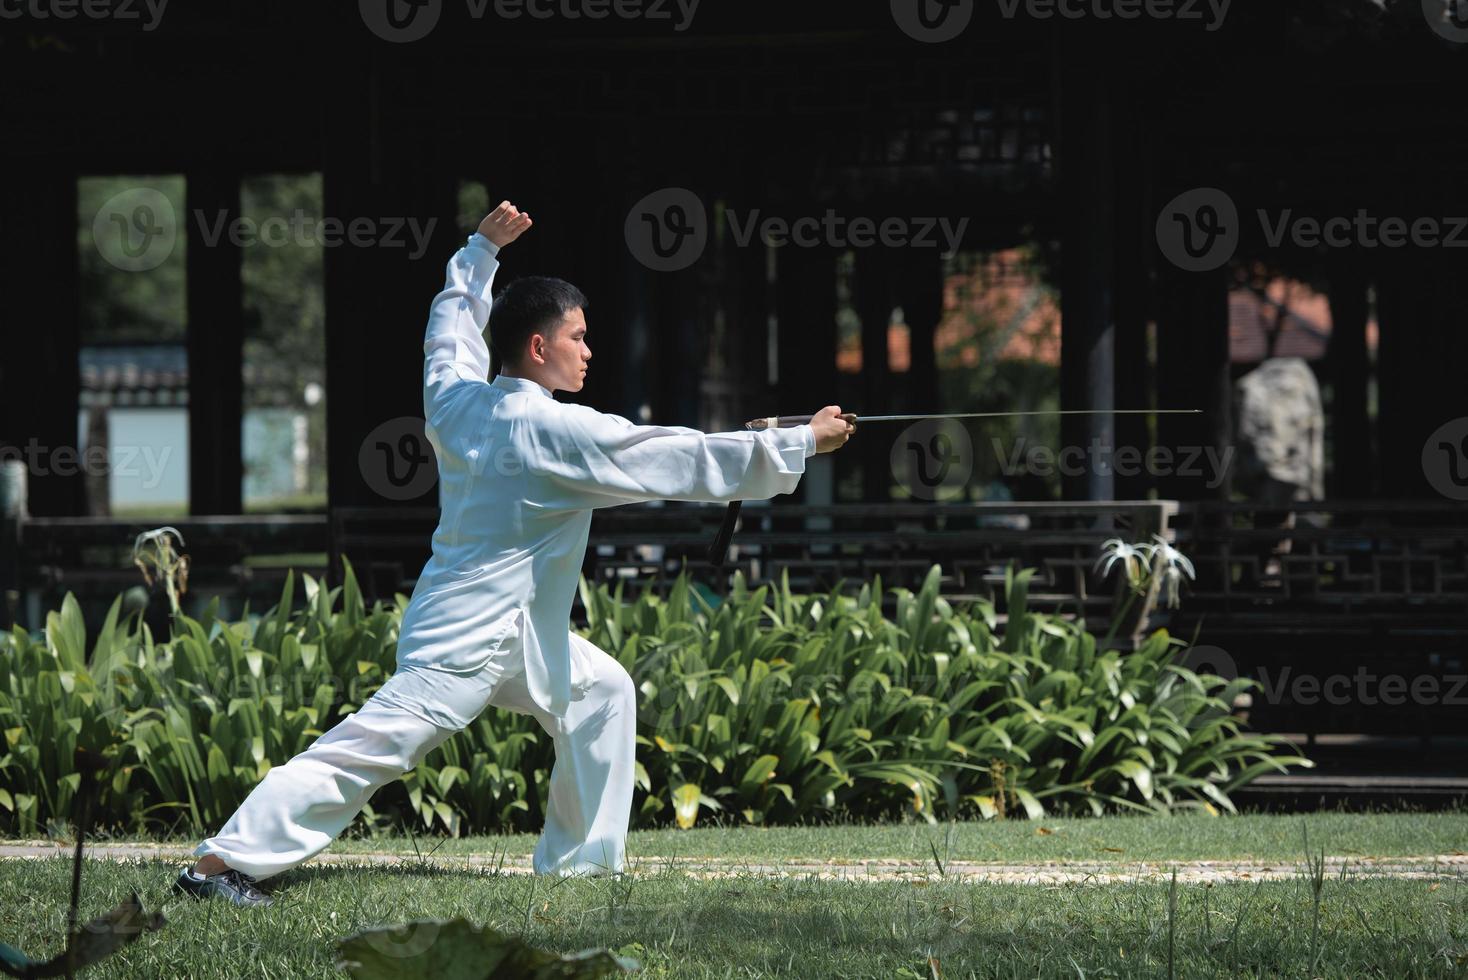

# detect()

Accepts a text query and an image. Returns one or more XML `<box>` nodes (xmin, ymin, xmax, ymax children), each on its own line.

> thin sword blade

<box><xmin>853</xmin><ymin>409</ymin><xmax>1203</xmax><ymax>422</ymax></box>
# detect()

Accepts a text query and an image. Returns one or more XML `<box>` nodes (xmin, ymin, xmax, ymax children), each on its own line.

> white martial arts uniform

<box><xmin>196</xmin><ymin>231</ymin><xmax>817</xmax><ymax>880</ymax></box>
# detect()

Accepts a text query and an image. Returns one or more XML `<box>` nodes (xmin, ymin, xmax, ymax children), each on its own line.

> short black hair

<box><xmin>487</xmin><ymin>276</ymin><xmax>589</xmax><ymax>369</ymax></box>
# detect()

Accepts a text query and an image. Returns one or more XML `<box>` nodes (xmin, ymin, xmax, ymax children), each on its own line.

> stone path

<box><xmin>1</xmin><ymin>842</ymin><xmax>1465</xmax><ymax>885</ymax></box>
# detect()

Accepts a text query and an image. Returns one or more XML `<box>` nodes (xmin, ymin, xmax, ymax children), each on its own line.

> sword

<box><xmin>708</xmin><ymin>408</ymin><xmax>1203</xmax><ymax>567</ymax></box>
<box><xmin>742</xmin><ymin>409</ymin><xmax>1202</xmax><ymax>428</ymax></box>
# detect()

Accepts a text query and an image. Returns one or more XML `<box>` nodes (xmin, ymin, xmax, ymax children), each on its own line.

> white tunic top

<box><xmin>394</xmin><ymin>232</ymin><xmax>818</xmax><ymax>718</ymax></box>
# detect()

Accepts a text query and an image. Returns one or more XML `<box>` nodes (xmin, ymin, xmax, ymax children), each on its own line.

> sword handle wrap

<box><xmin>743</xmin><ymin>412</ymin><xmax>858</xmax><ymax>429</ymax></box>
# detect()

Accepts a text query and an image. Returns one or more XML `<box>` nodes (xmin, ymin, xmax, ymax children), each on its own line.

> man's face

<box><xmin>530</xmin><ymin>307</ymin><xmax>591</xmax><ymax>393</ymax></box>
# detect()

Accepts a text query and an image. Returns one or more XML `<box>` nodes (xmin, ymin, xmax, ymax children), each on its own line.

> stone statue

<box><xmin>1233</xmin><ymin>357</ymin><xmax>1324</xmax><ymax>583</ymax></box>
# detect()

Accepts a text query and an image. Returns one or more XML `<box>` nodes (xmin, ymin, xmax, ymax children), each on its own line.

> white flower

<box><xmin>1094</xmin><ymin>538</ymin><xmax>1150</xmax><ymax>592</ymax></box>
<box><xmin>1149</xmin><ymin>535</ymin><xmax>1196</xmax><ymax>609</ymax></box>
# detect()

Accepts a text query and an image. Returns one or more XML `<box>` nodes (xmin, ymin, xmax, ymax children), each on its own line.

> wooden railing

<box><xmin>6</xmin><ymin>499</ymin><xmax>1466</xmax><ymax>740</ymax></box>
<box><xmin>330</xmin><ymin>500</ymin><xmax>1176</xmax><ymax>617</ymax></box>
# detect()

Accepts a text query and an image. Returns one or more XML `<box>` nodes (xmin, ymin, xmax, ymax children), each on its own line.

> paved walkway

<box><xmin>1</xmin><ymin>842</ymin><xmax>1465</xmax><ymax>885</ymax></box>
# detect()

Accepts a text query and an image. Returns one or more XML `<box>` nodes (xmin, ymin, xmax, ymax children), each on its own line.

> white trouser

<box><xmin>195</xmin><ymin>628</ymin><xmax>636</xmax><ymax>880</ymax></box>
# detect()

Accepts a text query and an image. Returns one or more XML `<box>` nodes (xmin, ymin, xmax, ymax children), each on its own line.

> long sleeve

<box><xmin>422</xmin><ymin>232</ymin><xmax>501</xmax><ymax>419</ymax></box>
<box><xmin>523</xmin><ymin>403</ymin><xmax>816</xmax><ymax>510</ymax></box>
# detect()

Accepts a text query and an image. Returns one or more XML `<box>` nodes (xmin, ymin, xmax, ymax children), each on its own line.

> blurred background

<box><xmin>0</xmin><ymin>1</ymin><xmax>1464</xmax><ymax>798</ymax></box>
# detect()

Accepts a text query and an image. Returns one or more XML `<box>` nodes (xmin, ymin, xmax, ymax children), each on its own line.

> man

<box><xmin>175</xmin><ymin>200</ymin><xmax>855</xmax><ymax>906</ymax></box>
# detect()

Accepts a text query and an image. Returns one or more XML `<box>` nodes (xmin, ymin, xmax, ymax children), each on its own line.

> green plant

<box><xmin>1</xmin><ymin>561</ymin><xmax>1311</xmax><ymax>839</ymax></box>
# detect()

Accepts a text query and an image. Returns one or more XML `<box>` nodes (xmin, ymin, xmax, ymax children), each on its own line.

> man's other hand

<box><xmin>478</xmin><ymin>201</ymin><xmax>533</xmax><ymax>249</ymax></box>
<box><xmin>810</xmin><ymin>405</ymin><xmax>856</xmax><ymax>454</ymax></box>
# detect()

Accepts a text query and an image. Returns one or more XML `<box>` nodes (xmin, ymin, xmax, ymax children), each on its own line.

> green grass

<box><xmin>0</xmin><ymin>855</ymin><xmax>1462</xmax><ymax>978</ymax></box>
<box><xmin>385</xmin><ymin>809</ymin><xmax>1468</xmax><ymax>865</ymax></box>
<box><xmin>61</xmin><ymin>809</ymin><xmax>1468</xmax><ymax>865</ymax></box>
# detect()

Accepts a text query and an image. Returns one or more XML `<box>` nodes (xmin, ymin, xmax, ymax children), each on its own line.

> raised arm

<box><xmin>522</xmin><ymin>403</ymin><xmax>825</xmax><ymax>510</ymax></box>
<box><xmin>422</xmin><ymin>202</ymin><xmax>533</xmax><ymax>418</ymax></box>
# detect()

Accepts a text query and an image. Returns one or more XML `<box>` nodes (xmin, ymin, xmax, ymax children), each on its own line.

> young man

<box><xmin>175</xmin><ymin>200</ymin><xmax>855</xmax><ymax>906</ymax></box>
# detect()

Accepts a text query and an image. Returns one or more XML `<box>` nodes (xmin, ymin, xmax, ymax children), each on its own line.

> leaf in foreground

<box><xmin>0</xmin><ymin>894</ymin><xmax>165</xmax><ymax>979</ymax></box>
<box><xmin>335</xmin><ymin>918</ymin><xmax>640</xmax><ymax>979</ymax></box>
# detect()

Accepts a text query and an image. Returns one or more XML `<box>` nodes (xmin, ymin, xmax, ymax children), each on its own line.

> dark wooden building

<box><xmin>2</xmin><ymin>1</ymin><xmax>1459</xmax><ymax>519</ymax></box>
<box><xmin>2</xmin><ymin>2</ymin><xmax>1465</xmax><ymax>789</ymax></box>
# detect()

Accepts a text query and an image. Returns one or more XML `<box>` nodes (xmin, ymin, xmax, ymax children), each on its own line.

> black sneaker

<box><xmin>173</xmin><ymin>867</ymin><xmax>273</xmax><ymax>908</ymax></box>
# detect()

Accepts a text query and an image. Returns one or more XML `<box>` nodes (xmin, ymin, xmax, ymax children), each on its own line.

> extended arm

<box><xmin>524</xmin><ymin>404</ymin><xmax>817</xmax><ymax>509</ymax></box>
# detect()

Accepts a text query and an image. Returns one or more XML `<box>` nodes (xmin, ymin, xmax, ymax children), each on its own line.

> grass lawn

<box><xmin>68</xmin><ymin>807</ymin><xmax>1468</xmax><ymax>865</ymax></box>
<box><xmin>1</xmin><ymin>811</ymin><xmax>1464</xmax><ymax>978</ymax></box>
<box><xmin>326</xmin><ymin>809</ymin><xmax>1468</xmax><ymax>866</ymax></box>
<box><xmin>0</xmin><ymin>857</ymin><xmax>1462</xmax><ymax>978</ymax></box>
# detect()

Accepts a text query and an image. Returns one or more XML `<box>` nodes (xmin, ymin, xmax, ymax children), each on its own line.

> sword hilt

<box><xmin>743</xmin><ymin>412</ymin><xmax>858</xmax><ymax>430</ymax></box>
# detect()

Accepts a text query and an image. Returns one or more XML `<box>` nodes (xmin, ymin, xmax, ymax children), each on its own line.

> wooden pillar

<box><xmin>611</xmin><ymin>190</ymin><xmax>656</xmax><ymax>425</ymax></box>
<box><xmin>897</xmin><ymin>248</ymin><xmax>943</xmax><ymax>418</ymax></box>
<box><xmin>323</xmin><ymin>45</ymin><xmax>460</xmax><ymax>525</ymax></box>
<box><xmin>1326</xmin><ymin>257</ymin><xmax>1372</xmax><ymax>499</ymax></box>
<box><xmin>594</xmin><ymin>118</ymin><xmax>659</xmax><ymax>425</ymax></box>
<box><xmin>1155</xmin><ymin>264</ymin><xmax>1232</xmax><ymax>500</ymax></box>
<box><xmin>1058</xmin><ymin>39</ymin><xmax>1116</xmax><ymax>502</ymax></box>
<box><xmin>729</xmin><ymin>217</ymin><xmax>775</xmax><ymax>431</ymax></box>
<box><xmin>1376</xmin><ymin>247</ymin><xmax>1467</xmax><ymax>499</ymax></box>
<box><xmin>0</xmin><ymin>165</ymin><xmax>83</xmax><ymax>516</ymax></box>
<box><xmin>854</xmin><ymin>247</ymin><xmax>895</xmax><ymax>502</ymax></box>
<box><xmin>186</xmin><ymin>171</ymin><xmax>245</xmax><ymax>516</ymax></box>
<box><xmin>776</xmin><ymin>244</ymin><xmax>838</xmax><ymax>503</ymax></box>
<box><xmin>654</xmin><ymin>178</ymin><xmax>715</xmax><ymax>428</ymax></box>
<box><xmin>1113</xmin><ymin>100</ymin><xmax>1152</xmax><ymax>501</ymax></box>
